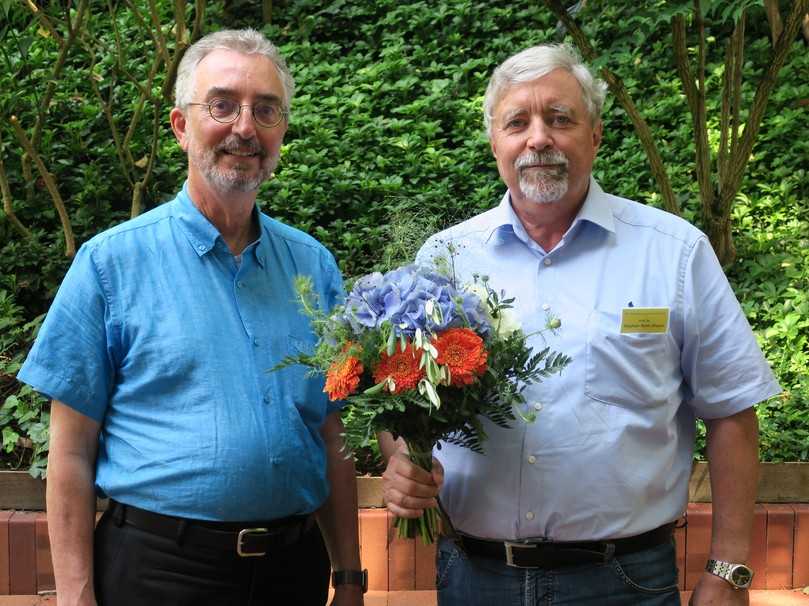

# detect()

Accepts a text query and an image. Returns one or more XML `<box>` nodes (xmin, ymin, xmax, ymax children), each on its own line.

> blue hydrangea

<box><xmin>342</xmin><ymin>264</ymin><xmax>490</xmax><ymax>337</ymax></box>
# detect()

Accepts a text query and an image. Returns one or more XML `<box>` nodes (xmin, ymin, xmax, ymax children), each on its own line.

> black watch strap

<box><xmin>332</xmin><ymin>569</ymin><xmax>368</xmax><ymax>593</ymax></box>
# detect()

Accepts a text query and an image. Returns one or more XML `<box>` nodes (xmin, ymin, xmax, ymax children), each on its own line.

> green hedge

<box><xmin>1</xmin><ymin>0</ymin><xmax>807</xmax><ymax>476</ymax></box>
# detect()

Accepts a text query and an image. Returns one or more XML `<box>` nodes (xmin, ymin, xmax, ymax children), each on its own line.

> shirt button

<box><xmin>263</xmin><ymin>395</ymin><xmax>270</xmax><ymax>404</ymax></box>
<box><xmin>527</xmin><ymin>455</ymin><xmax>536</xmax><ymax>464</ymax></box>
<box><xmin>197</xmin><ymin>245</ymin><xmax>206</xmax><ymax>252</ymax></box>
<box><xmin>253</xmin><ymin>338</ymin><xmax>260</xmax><ymax>347</ymax></box>
<box><xmin>237</xmin><ymin>281</ymin><xmax>245</xmax><ymax>288</ymax></box>
<box><xmin>525</xmin><ymin>511</ymin><xmax>535</xmax><ymax>520</ymax></box>
<box><xmin>543</xmin><ymin>258</ymin><xmax>552</xmax><ymax>267</ymax></box>
<box><xmin>533</xmin><ymin>402</ymin><xmax>543</xmax><ymax>411</ymax></box>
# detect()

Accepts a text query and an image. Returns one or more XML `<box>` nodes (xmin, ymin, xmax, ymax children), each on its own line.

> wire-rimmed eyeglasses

<box><xmin>187</xmin><ymin>97</ymin><xmax>288</xmax><ymax>129</ymax></box>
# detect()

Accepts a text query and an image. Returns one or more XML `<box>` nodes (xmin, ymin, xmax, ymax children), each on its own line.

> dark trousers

<box><xmin>93</xmin><ymin>508</ymin><xmax>331</xmax><ymax>606</ymax></box>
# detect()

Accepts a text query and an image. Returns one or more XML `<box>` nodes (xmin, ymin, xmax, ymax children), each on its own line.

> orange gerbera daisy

<box><xmin>324</xmin><ymin>346</ymin><xmax>364</xmax><ymax>401</ymax></box>
<box><xmin>434</xmin><ymin>327</ymin><xmax>488</xmax><ymax>386</ymax></box>
<box><xmin>373</xmin><ymin>342</ymin><xmax>424</xmax><ymax>393</ymax></box>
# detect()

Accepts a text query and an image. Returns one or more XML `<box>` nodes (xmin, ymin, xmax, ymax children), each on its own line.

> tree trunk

<box><xmin>263</xmin><ymin>0</ymin><xmax>272</xmax><ymax>24</ymax></box>
<box><xmin>764</xmin><ymin>0</ymin><xmax>783</xmax><ymax>44</ymax></box>
<box><xmin>704</xmin><ymin>211</ymin><xmax>736</xmax><ymax>269</ymax></box>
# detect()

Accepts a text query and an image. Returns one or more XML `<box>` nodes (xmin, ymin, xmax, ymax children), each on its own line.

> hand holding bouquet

<box><xmin>279</xmin><ymin>253</ymin><xmax>569</xmax><ymax>543</ymax></box>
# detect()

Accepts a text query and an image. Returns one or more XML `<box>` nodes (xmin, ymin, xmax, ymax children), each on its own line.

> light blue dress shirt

<box><xmin>417</xmin><ymin>178</ymin><xmax>780</xmax><ymax>542</ymax></box>
<box><xmin>18</xmin><ymin>183</ymin><xmax>343</xmax><ymax>521</ymax></box>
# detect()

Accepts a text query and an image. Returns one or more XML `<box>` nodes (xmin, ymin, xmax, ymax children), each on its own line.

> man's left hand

<box><xmin>689</xmin><ymin>572</ymin><xmax>749</xmax><ymax>606</ymax></box>
<box><xmin>329</xmin><ymin>584</ymin><xmax>364</xmax><ymax>606</ymax></box>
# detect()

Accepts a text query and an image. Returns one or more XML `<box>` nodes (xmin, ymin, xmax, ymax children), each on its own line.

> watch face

<box><xmin>730</xmin><ymin>565</ymin><xmax>753</xmax><ymax>587</ymax></box>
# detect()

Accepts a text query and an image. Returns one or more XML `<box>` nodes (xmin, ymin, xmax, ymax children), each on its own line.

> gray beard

<box><xmin>190</xmin><ymin>135</ymin><xmax>278</xmax><ymax>193</ymax></box>
<box><xmin>515</xmin><ymin>151</ymin><xmax>569</xmax><ymax>204</ymax></box>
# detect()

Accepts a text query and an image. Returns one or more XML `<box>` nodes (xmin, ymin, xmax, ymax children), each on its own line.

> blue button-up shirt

<box><xmin>417</xmin><ymin>178</ymin><xmax>780</xmax><ymax>541</ymax></box>
<box><xmin>18</xmin><ymin>183</ymin><xmax>343</xmax><ymax>520</ymax></box>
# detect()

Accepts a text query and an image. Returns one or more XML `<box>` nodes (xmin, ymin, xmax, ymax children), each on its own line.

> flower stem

<box><xmin>393</xmin><ymin>441</ymin><xmax>439</xmax><ymax>544</ymax></box>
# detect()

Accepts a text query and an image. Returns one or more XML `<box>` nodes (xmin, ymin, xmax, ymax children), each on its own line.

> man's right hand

<box><xmin>381</xmin><ymin>451</ymin><xmax>444</xmax><ymax>519</ymax></box>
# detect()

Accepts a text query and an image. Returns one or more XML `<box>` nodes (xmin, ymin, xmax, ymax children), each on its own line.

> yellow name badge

<box><xmin>620</xmin><ymin>307</ymin><xmax>670</xmax><ymax>334</ymax></box>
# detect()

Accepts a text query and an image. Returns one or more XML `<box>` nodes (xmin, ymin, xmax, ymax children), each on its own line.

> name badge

<box><xmin>620</xmin><ymin>307</ymin><xmax>669</xmax><ymax>334</ymax></box>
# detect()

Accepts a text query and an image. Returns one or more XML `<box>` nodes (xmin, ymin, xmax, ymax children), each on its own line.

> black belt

<box><xmin>107</xmin><ymin>499</ymin><xmax>311</xmax><ymax>557</ymax></box>
<box><xmin>459</xmin><ymin>522</ymin><xmax>676</xmax><ymax>569</ymax></box>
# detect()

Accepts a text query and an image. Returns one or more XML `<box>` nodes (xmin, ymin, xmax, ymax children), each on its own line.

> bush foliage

<box><xmin>1</xmin><ymin>0</ymin><xmax>807</xmax><ymax>476</ymax></box>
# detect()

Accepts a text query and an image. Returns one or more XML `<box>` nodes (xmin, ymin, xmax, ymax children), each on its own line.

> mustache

<box><xmin>215</xmin><ymin>136</ymin><xmax>266</xmax><ymax>157</ymax></box>
<box><xmin>515</xmin><ymin>150</ymin><xmax>568</xmax><ymax>169</ymax></box>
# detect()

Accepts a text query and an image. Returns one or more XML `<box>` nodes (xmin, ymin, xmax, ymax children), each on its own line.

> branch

<box><xmin>30</xmin><ymin>0</ymin><xmax>89</xmax><ymax>152</ymax></box>
<box><xmin>130</xmin><ymin>101</ymin><xmax>162</xmax><ymax>218</ymax></box>
<box><xmin>23</xmin><ymin>0</ymin><xmax>63</xmax><ymax>46</ymax></box>
<box><xmin>0</xmin><ymin>131</ymin><xmax>32</xmax><ymax>238</ymax></box>
<box><xmin>175</xmin><ymin>0</ymin><xmax>187</xmax><ymax>43</ymax></box>
<box><xmin>147</xmin><ymin>0</ymin><xmax>172</xmax><ymax>65</ymax></box>
<box><xmin>10</xmin><ymin>115</ymin><xmax>75</xmax><ymax>257</ymax></box>
<box><xmin>544</xmin><ymin>0</ymin><xmax>679</xmax><ymax>214</ymax></box>
<box><xmin>191</xmin><ymin>0</ymin><xmax>206</xmax><ymax>45</ymax></box>
<box><xmin>672</xmin><ymin>16</ymin><xmax>698</xmax><ymax>114</ymax></box>
<box><xmin>161</xmin><ymin>39</ymin><xmax>189</xmax><ymax>104</ymax></box>
<box><xmin>729</xmin><ymin>12</ymin><xmax>745</xmax><ymax>160</ymax></box>
<box><xmin>128</xmin><ymin>32</ymin><xmax>189</xmax><ymax>217</ymax></box>
<box><xmin>692</xmin><ymin>0</ymin><xmax>714</xmax><ymax>213</ymax></box>
<box><xmin>718</xmin><ymin>13</ymin><xmax>745</xmax><ymax>192</ymax></box>
<box><xmin>764</xmin><ymin>0</ymin><xmax>784</xmax><ymax>45</ymax></box>
<box><xmin>123</xmin><ymin>54</ymin><xmax>164</xmax><ymax>156</ymax></box>
<box><xmin>718</xmin><ymin>43</ymin><xmax>732</xmax><ymax>180</ymax></box>
<box><xmin>107</xmin><ymin>0</ymin><xmax>129</xmax><ymax>77</ymax></box>
<box><xmin>88</xmin><ymin>51</ymin><xmax>134</xmax><ymax>188</ymax></box>
<box><xmin>725</xmin><ymin>0</ymin><xmax>809</xmax><ymax>200</ymax></box>
<box><xmin>122</xmin><ymin>0</ymin><xmax>168</xmax><ymax>69</ymax></box>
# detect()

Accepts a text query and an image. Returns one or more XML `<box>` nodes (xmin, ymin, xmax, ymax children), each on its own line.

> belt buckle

<box><xmin>504</xmin><ymin>541</ymin><xmax>538</xmax><ymax>568</ymax></box>
<box><xmin>237</xmin><ymin>527</ymin><xmax>269</xmax><ymax>557</ymax></box>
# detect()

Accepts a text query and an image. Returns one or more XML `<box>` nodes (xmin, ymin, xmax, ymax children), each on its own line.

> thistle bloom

<box><xmin>373</xmin><ymin>342</ymin><xmax>424</xmax><ymax>393</ymax></box>
<box><xmin>324</xmin><ymin>347</ymin><xmax>364</xmax><ymax>401</ymax></box>
<box><xmin>434</xmin><ymin>328</ymin><xmax>488</xmax><ymax>386</ymax></box>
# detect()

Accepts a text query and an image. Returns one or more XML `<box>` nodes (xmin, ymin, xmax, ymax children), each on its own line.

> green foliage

<box><xmin>0</xmin><ymin>288</ymin><xmax>48</xmax><ymax>476</ymax></box>
<box><xmin>1</xmin><ymin>0</ymin><xmax>807</xmax><ymax>476</ymax></box>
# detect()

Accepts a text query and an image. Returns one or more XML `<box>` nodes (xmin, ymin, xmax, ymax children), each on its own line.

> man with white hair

<box><xmin>381</xmin><ymin>44</ymin><xmax>778</xmax><ymax>606</ymax></box>
<box><xmin>18</xmin><ymin>29</ymin><xmax>364</xmax><ymax>606</ymax></box>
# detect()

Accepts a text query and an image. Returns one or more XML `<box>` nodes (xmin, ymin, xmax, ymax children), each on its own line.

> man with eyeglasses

<box><xmin>18</xmin><ymin>29</ymin><xmax>364</xmax><ymax>606</ymax></box>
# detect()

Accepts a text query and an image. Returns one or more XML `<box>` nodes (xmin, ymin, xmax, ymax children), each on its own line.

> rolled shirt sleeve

<box><xmin>18</xmin><ymin>242</ymin><xmax>118</xmax><ymax>422</ymax></box>
<box><xmin>680</xmin><ymin>237</ymin><xmax>780</xmax><ymax>419</ymax></box>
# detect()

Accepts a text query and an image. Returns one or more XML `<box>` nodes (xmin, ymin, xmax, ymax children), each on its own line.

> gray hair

<box><xmin>483</xmin><ymin>43</ymin><xmax>607</xmax><ymax>136</ymax></box>
<box><xmin>175</xmin><ymin>28</ymin><xmax>295</xmax><ymax>111</ymax></box>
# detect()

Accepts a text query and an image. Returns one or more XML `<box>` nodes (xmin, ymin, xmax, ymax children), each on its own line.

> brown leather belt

<box><xmin>458</xmin><ymin>522</ymin><xmax>676</xmax><ymax>568</ymax></box>
<box><xmin>107</xmin><ymin>499</ymin><xmax>311</xmax><ymax>557</ymax></box>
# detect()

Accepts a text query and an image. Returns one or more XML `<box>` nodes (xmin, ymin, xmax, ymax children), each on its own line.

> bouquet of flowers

<box><xmin>279</xmin><ymin>252</ymin><xmax>570</xmax><ymax>543</ymax></box>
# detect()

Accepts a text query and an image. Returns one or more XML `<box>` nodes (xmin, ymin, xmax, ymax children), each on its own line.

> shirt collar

<box><xmin>572</xmin><ymin>177</ymin><xmax>615</xmax><ymax>234</ymax></box>
<box><xmin>484</xmin><ymin>176</ymin><xmax>616</xmax><ymax>247</ymax></box>
<box><xmin>172</xmin><ymin>181</ymin><xmax>266</xmax><ymax>265</ymax></box>
<box><xmin>482</xmin><ymin>191</ymin><xmax>520</xmax><ymax>246</ymax></box>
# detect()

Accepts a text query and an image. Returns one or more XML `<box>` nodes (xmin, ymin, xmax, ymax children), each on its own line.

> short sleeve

<box><xmin>680</xmin><ymin>237</ymin><xmax>780</xmax><ymax>419</ymax></box>
<box><xmin>16</xmin><ymin>243</ymin><xmax>118</xmax><ymax>422</ymax></box>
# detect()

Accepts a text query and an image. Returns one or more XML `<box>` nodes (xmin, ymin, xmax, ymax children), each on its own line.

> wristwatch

<box><xmin>705</xmin><ymin>559</ymin><xmax>754</xmax><ymax>589</ymax></box>
<box><xmin>332</xmin><ymin>569</ymin><xmax>368</xmax><ymax>593</ymax></box>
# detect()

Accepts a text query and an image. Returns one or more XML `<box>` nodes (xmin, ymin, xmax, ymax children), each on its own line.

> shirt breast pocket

<box><xmin>584</xmin><ymin>310</ymin><xmax>680</xmax><ymax>409</ymax></box>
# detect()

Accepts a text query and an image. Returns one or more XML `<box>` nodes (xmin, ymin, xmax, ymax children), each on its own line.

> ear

<box><xmin>170</xmin><ymin>107</ymin><xmax>190</xmax><ymax>151</ymax></box>
<box><xmin>592</xmin><ymin>120</ymin><xmax>603</xmax><ymax>155</ymax></box>
<box><xmin>490</xmin><ymin>135</ymin><xmax>498</xmax><ymax>159</ymax></box>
